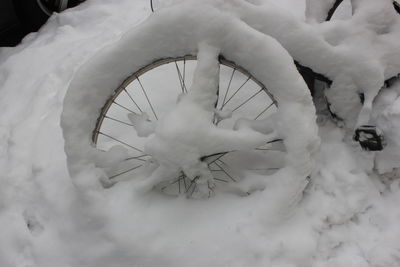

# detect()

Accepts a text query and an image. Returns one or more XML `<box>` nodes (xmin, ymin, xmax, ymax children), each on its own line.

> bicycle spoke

<box><xmin>255</xmin><ymin>148</ymin><xmax>276</xmax><ymax>151</ymax></box>
<box><xmin>221</xmin><ymin>76</ymin><xmax>251</xmax><ymax>109</ymax></box>
<box><xmin>169</xmin><ymin>176</ymin><xmax>183</xmax><ymax>185</ymax></box>
<box><xmin>207</xmin><ymin>181</ymin><xmax>214</xmax><ymax>198</ymax></box>
<box><xmin>209</xmin><ymin>169</ymin><xmax>222</xmax><ymax>172</ymax></box>
<box><xmin>217</xmin><ymin>158</ymin><xmax>229</xmax><ymax>167</ymax></box>
<box><xmin>186</xmin><ymin>177</ymin><xmax>198</xmax><ymax>194</ymax></box>
<box><xmin>136</xmin><ymin>76</ymin><xmax>158</xmax><ymax>120</ymax></box>
<box><xmin>190</xmin><ymin>184</ymin><xmax>197</xmax><ymax>197</ymax></box>
<box><xmin>175</xmin><ymin>61</ymin><xmax>184</xmax><ymax>93</ymax></box>
<box><xmin>175</xmin><ymin>61</ymin><xmax>187</xmax><ymax>93</ymax></box>
<box><xmin>124</xmin><ymin>88</ymin><xmax>143</xmax><ymax>113</ymax></box>
<box><xmin>266</xmin><ymin>138</ymin><xmax>283</xmax><ymax>144</ymax></box>
<box><xmin>97</xmin><ymin>131</ymin><xmax>143</xmax><ymax>153</ymax></box>
<box><xmin>221</xmin><ymin>67</ymin><xmax>236</xmax><ymax>108</ymax></box>
<box><xmin>160</xmin><ymin>175</ymin><xmax>184</xmax><ymax>193</ymax></box>
<box><xmin>178</xmin><ymin>175</ymin><xmax>181</xmax><ymax>194</ymax></box>
<box><xmin>124</xmin><ymin>155</ymin><xmax>150</xmax><ymax>162</ymax></box>
<box><xmin>214</xmin><ymin>161</ymin><xmax>237</xmax><ymax>182</ymax></box>
<box><xmin>230</xmin><ymin>88</ymin><xmax>264</xmax><ymax>113</ymax></box>
<box><xmin>113</xmin><ymin>101</ymin><xmax>138</xmax><ymax>114</ymax></box>
<box><xmin>182</xmin><ymin>173</ymin><xmax>188</xmax><ymax>191</ymax></box>
<box><xmin>254</xmin><ymin>101</ymin><xmax>275</xmax><ymax>120</ymax></box>
<box><xmin>103</xmin><ymin>115</ymin><xmax>134</xmax><ymax>126</ymax></box>
<box><xmin>247</xmin><ymin>168</ymin><xmax>280</xmax><ymax>171</ymax></box>
<box><xmin>109</xmin><ymin>164</ymin><xmax>143</xmax><ymax>179</ymax></box>
<box><xmin>213</xmin><ymin>177</ymin><xmax>229</xmax><ymax>183</ymax></box>
<box><xmin>183</xmin><ymin>58</ymin><xmax>186</xmax><ymax>90</ymax></box>
<box><xmin>205</xmin><ymin>152</ymin><xmax>230</xmax><ymax>166</ymax></box>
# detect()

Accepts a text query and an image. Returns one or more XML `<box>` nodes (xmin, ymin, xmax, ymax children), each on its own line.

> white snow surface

<box><xmin>1</xmin><ymin>0</ymin><xmax>400</xmax><ymax>267</ymax></box>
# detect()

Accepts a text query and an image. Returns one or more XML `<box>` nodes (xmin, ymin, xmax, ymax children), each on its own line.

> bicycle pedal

<box><xmin>353</xmin><ymin>125</ymin><xmax>385</xmax><ymax>151</ymax></box>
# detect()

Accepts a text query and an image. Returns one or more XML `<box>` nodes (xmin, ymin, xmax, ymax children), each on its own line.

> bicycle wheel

<box><xmin>61</xmin><ymin>6</ymin><xmax>319</xmax><ymax>197</ymax></box>
<box><xmin>93</xmin><ymin>54</ymin><xmax>284</xmax><ymax>195</ymax></box>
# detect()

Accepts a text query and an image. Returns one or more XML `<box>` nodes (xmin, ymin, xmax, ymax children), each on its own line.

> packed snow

<box><xmin>1</xmin><ymin>0</ymin><xmax>400</xmax><ymax>266</ymax></box>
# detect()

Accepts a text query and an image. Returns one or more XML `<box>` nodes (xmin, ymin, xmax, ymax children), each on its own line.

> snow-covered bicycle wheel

<box><xmin>91</xmin><ymin>54</ymin><xmax>285</xmax><ymax>196</ymax></box>
<box><xmin>61</xmin><ymin>4</ymin><xmax>319</xmax><ymax>197</ymax></box>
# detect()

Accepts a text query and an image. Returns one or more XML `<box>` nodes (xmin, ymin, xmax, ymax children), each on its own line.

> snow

<box><xmin>0</xmin><ymin>0</ymin><xmax>400</xmax><ymax>266</ymax></box>
<box><xmin>306</xmin><ymin>0</ymin><xmax>337</xmax><ymax>22</ymax></box>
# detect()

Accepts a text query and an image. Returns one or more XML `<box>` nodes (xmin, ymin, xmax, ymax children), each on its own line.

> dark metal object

<box><xmin>358</xmin><ymin>92</ymin><xmax>365</xmax><ymax>104</ymax></box>
<box><xmin>319</xmin><ymin>0</ymin><xmax>400</xmax><ymax>152</ymax></box>
<box><xmin>1</xmin><ymin>0</ymin><xmax>85</xmax><ymax>47</ymax></box>
<box><xmin>326</xmin><ymin>0</ymin><xmax>344</xmax><ymax>21</ymax></box>
<box><xmin>326</xmin><ymin>100</ymin><xmax>343</xmax><ymax>122</ymax></box>
<box><xmin>295</xmin><ymin>61</ymin><xmax>332</xmax><ymax>96</ymax></box>
<box><xmin>354</xmin><ymin>125</ymin><xmax>385</xmax><ymax>151</ymax></box>
<box><xmin>394</xmin><ymin>1</ymin><xmax>400</xmax><ymax>14</ymax></box>
<box><xmin>150</xmin><ymin>0</ymin><xmax>154</xmax><ymax>12</ymax></box>
<box><xmin>326</xmin><ymin>0</ymin><xmax>399</xmax><ymax>21</ymax></box>
<box><xmin>385</xmin><ymin>74</ymin><xmax>400</xmax><ymax>88</ymax></box>
<box><xmin>0</xmin><ymin>0</ymin><xmax>25</xmax><ymax>46</ymax></box>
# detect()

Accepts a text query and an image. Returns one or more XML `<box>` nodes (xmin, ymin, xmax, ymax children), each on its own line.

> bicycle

<box><xmin>61</xmin><ymin>0</ymin><xmax>400</xmax><ymax>198</ymax></box>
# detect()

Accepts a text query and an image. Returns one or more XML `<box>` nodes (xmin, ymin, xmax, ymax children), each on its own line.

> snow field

<box><xmin>0</xmin><ymin>0</ymin><xmax>399</xmax><ymax>266</ymax></box>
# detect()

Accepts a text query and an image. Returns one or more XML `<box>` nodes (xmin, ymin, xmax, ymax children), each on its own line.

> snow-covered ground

<box><xmin>1</xmin><ymin>0</ymin><xmax>400</xmax><ymax>266</ymax></box>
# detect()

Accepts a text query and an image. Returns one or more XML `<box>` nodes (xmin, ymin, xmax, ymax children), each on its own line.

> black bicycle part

<box><xmin>326</xmin><ymin>0</ymin><xmax>400</xmax><ymax>21</ymax></box>
<box><xmin>353</xmin><ymin>125</ymin><xmax>385</xmax><ymax>151</ymax></box>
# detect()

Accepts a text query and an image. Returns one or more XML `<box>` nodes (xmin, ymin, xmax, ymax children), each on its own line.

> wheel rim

<box><xmin>91</xmin><ymin>55</ymin><xmax>285</xmax><ymax>196</ymax></box>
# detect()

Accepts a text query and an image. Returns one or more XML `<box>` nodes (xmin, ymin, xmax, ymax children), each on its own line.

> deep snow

<box><xmin>1</xmin><ymin>0</ymin><xmax>400</xmax><ymax>267</ymax></box>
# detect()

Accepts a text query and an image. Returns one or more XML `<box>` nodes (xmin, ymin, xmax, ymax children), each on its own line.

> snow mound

<box><xmin>0</xmin><ymin>0</ymin><xmax>399</xmax><ymax>266</ymax></box>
